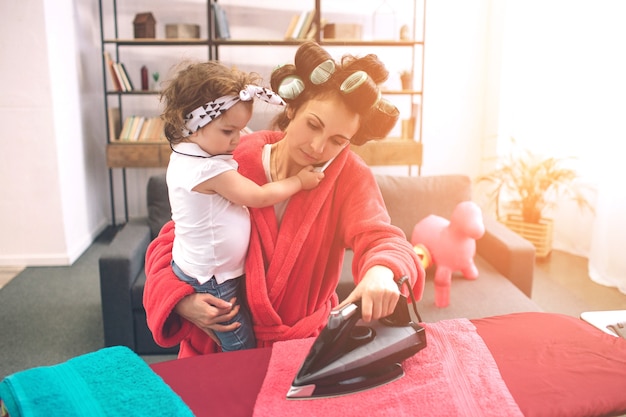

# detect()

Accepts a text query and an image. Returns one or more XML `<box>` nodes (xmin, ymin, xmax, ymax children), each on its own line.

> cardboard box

<box><xmin>165</xmin><ymin>24</ymin><xmax>200</xmax><ymax>39</ymax></box>
<box><xmin>323</xmin><ymin>23</ymin><xmax>362</xmax><ymax>40</ymax></box>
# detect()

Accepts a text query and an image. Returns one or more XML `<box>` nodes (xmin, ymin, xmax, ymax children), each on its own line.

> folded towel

<box><xmin>253</xmin><ymin>318</ymin><xmax>523</xmax><ymax>417</ymax></box>
<box><xmin>0</xmin><ymin>346</ymin><xmax>194</xmax><ymax>417</ymax></box>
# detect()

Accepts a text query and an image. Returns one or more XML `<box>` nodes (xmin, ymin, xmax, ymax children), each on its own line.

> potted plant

<box><xmin>477</xmin><ymin>139</ymin><xmax>593</xmax><ymax>257</ymax></box>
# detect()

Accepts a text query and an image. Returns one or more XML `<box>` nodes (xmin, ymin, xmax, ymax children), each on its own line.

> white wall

<box><xmin>420</xmin><ymin>0</ymin><xmax>497</xmax><ymax>177</ymax></box>
<box><xmin>0</xmin><ymin>0</ymin><xmax>109</xmax><ymax>266</ymax></box>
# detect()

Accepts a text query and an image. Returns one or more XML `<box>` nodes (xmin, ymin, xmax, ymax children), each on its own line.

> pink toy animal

<box><xmin>410</xmin><ymin>201</ymin><xmax>485</xmax><ymax>307</ymax></box>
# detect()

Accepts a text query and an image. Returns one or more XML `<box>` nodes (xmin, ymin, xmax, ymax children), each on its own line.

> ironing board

<box><xmin>151</xmin><ymin>312</ymin><xmax>626</xmax><ymax>417</ymax></box>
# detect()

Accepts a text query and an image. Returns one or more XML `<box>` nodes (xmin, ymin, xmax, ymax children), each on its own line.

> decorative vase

<box><xmin>400</xmin><ymin>73</ymin><xmax>412</xmax><ymax>90</ymax></box>
<box><xmin>503</xmin><ymin>214</ymin><xmax>553</xmax><ymax>258</ymax></box>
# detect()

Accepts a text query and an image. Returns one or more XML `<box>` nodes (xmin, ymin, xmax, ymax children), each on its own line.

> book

<box><xmin>137</xmin><ymin>117</ymin><xmax>153</xmax><ymax>141</ymax></box>
<box><xmin>119</xmin><ymin>116</ymin><xmax>135</xmax><ymax>140</ymax></box>
<box><xmin>118</xmin><ymin>63</ymin><xmax>134</xmax><ymax>91</ymax></box>
<box><xmin>297</xmin><ymin>10</ymin><xmax>315</xmax><ymax>39</ymax></box>
<box><xmin>126</xmin><ymin>116</ymin><xmax>139</xmax><ymax>140</ymax></box>
<box><xmin>115</xmin><ymin>63</ymin><xmax>131</xmax><ymax>92</ymax></box>
<box><xmin>289</xmin><ymin>10</ymin><xmax>309</xmax><ymax>40</ymax></box>
<box><xmin>103</xmin><ymin>52</ymin><xmax>122</xmax><ymax>91</ymax></box>
<box><xmin>136</xmin><ymin>117</ymin><xmax>166</xmax><ymax>141</ymax></box>
<box><xmin>283</xmin><ymin>14</ymin><xmax>300</xmax><ymax>39</ymax></box>
<box><xmin>130</xmin><ymin>117</ymin><xmax>145</xmax><ymax>141</ymax></box>
<box><xmin>107</xmin><ymin>107</ymin><xmax>121</xmax><ymax>141</ymax></box>
<box><xmin>111</xmin><ymin>63</ymin><xmax>127</xmax><ymax>92</ymax></box>
<box><xmin>152</xmin><ymin>117</ymin><xmax>167</xmax><ymax>141</ymax></box>
<box><xmin>304</xmin><ymin>21</ymin><xmax>318</xmax><ymax>40</ymax></box>
<box><xmin>212</xmin><ymin>3</ymin><xmax>230</xmax><ymax>39</ymax></box>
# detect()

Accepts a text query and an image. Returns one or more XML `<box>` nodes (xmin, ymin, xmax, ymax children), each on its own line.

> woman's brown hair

<box><xmin>270</xmin><ymin>42</ymin><xmax>399</xmax><ymax>145</ymax></box>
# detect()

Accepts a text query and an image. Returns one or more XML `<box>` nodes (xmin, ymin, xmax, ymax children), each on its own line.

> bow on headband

<box><xmin>182</xmin><ymin>85</ymin><xmax>285</xmax><ymax>137</ymax></box>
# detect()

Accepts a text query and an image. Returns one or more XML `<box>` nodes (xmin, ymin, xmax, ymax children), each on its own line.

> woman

<box><xmin>143</xmin><ymin>41</ymin><xmax>424</xmax><ymax>357</ymax></box>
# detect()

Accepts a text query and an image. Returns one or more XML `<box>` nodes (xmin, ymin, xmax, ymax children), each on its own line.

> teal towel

<box><xmin>0</xmin><ymin>346</ymin><xmax>194</xmax><ymax>417</ymax></box>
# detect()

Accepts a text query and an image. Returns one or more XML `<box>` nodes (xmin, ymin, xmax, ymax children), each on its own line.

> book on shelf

<box><xmin>212</xmin><ymin>3</ymin><xmax>230</xmax><ymax>39</ymax></box>
<box><xmin>103</xmin><ymin>52</ymin><xmax>122</xmax><ymax>92</ymax></box>
<box><xmin>118</xmin><ymin>115</ymin><xmax>140</xmax><ymax>141</ymax></box>
<box><xmin>285</xmin><ymin>10</ymin><xmax>316</xmax><ymax>40</ymax></box>
<box><xmin>137</xmin><ymin>117</ymin><xmax>153</xmax><ymax>140</ymax></box>
<box><xmin>107</xmin><ymin>107</ymin><xmax>121</xmax><ymax>141</ymax></box>
<box><xmin>116</xmin><ymin>116</ymin><xmax>166</xmax><ymax>142</ymax></box>
<box><xmin>287</xmin><ymin>10</ymin><xmax>308</xmax><ymax>40</ymax></box>
<box><xmin>131</xmin><ymin>116</ymin><xmax>144</xmax><ymax>141</ymax></box>
<box><xmin>117</xmin><ymin>63</ymin><xmax>134</xmax><ymax>92</ymax></box>
<box><xmin>112</xmin><ymin>64</ymin><xmax>127</xmax><ymax>92</ymax></box>
<box><xmin>156</xmin><ymin>118</ymin><xmax>167</xmax><ymax>141</ymax></box>
<box><xmin>118</xmin><ymin>115</ymin><xmax>135</xmax><ymax>140</ymax></box>
<box><xmin>103</xmin><ymin>52</ymin><xmax>134</xmax><ymax>92</ymax></box>
<box><xmin>304</xmin><ymin>21</ymin><xmax>318</xmax><ymax>40</ymax></box>
<box><xmin>283</xmin><ymin>14</ymin><xmax>300</xmax><ymax>39</ymax></box>
<box><xmin>298</xmin><ymin>10</ymin><xmax>315</xmax><ymax>39</ymax></box>
<box><xmin>145</xmin><ymin>117</ymin><xmax>166</xmax><ymax>141</ymax></box>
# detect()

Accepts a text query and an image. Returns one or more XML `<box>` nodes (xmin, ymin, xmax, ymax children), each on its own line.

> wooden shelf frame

<box><xmin>106</xmin><ymin>139</ymin><xmax>422</xmax><ymax>169</ymax></box>
<box><xmin>100</xmin><ymin>0</ymin><xmax>426</xmax><ymax>223</ymax></box>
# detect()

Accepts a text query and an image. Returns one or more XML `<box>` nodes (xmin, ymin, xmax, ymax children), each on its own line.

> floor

<box><xmin>0</xmin><ymin>266</ymin><xmax>24</xmax><ymax>290</ymax></box>
<box><xmin>532</xmin><ymin>250</ymin><xmax>626</xmax><ymax>318</ymax></box>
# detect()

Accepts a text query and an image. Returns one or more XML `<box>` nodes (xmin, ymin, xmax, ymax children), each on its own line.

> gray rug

<box><xmin>0</xmin><ymin>231</ymin><xmax>112</xmax><ymax>380</ymax></box>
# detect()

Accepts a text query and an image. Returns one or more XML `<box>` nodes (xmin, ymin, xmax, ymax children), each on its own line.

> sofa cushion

<box><xmin>374</xmin><ymin>174</ymin><xmax>472</xmax><ymax>239</ymax></box>
<box><xmin>417</xmin><ymin>256</ymin><xmax>541</xmax><ymax>321</ymax></box>
<box><xmin>147</xmin><ymin>174</ymin><xmax>171</xmax><ymax>239</ymax></box>
<box><xmin>131</xmin><ymin>270</ymin><xmax>147</xmax><ymax>309</ymax></box>
<box><xmin>338</xmin><ymin>249</ymin><xmax>541</xmax><ymax>321</ymax></box>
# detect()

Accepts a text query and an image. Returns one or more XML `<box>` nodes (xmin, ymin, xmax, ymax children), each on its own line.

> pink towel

<box><xmin>252</xmin><ymin>318</ymin><xmax>523</xmax><ymax>417</ymax></box>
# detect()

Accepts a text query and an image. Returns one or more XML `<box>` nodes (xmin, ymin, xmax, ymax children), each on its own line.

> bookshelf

<box><xmin>99</xmin><ymin>0</ymin><xmax>425</xmax><ymax>222</ymax></box>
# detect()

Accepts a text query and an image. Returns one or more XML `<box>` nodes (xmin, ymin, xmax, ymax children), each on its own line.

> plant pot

<box><xmin>503</xmin><ymin>214</ymin><xmax>553</xmax><ymax>258</ymax></box>
<box><xmin>400</xmin><ymin>74</ymin><xmax>412</xmax><ymax>90</ymax></box>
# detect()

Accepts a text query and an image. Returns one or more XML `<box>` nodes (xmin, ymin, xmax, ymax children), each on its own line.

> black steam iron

<box><xmin>287</xmin><ymin>277</ymin><xmax>426</xmax><ymax>399</ymax></box>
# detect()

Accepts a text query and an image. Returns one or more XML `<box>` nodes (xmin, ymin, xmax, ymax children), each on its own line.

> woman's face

<box><xmin>283</xmin><ymin>94</ymin><xmax>360</xmax><ymax>170</ymax></box>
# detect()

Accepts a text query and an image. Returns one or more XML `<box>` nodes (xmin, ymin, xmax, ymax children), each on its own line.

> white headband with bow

<box><xmin>182</xmin><ymin>85</ymin><xmax>285</xmax><ymax>137</ymax></box>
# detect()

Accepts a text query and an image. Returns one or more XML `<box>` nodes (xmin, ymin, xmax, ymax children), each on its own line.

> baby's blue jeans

<box><xmin>172</xmin><ymin>261</ymin><xmax>256</xmax><ymax>351</ymax></box>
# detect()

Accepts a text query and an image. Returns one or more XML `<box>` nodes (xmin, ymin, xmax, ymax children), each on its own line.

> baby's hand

<box><xmin>297</xmin><ymin>165</ymin><xmax>324</xmax><ymax>190</ymax></box>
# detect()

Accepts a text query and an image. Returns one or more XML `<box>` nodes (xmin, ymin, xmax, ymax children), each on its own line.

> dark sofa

<box><xmin>99</xmin><ymin>174</ymin><xmax>541</xmax><ymax>354</ymax></box>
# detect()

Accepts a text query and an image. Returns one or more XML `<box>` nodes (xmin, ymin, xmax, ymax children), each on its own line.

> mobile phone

<box><xmin>314</xmin><ymin>144</ymin><xmax>349</xmax><ymax>172</ymax></box>
<box><xmin>314</xmin><ymin>156</ymin><xmax>337</xmax><ymax>172</ymax></box>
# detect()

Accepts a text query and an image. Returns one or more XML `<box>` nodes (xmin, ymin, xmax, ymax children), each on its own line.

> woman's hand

<box><xmin>336</xmin><ymin>265</ymin><xmax>400</xmax><ymax>322</ymax></box>
<box><xmin>173</xmin><ymin>293</ymin><xmax>240</xmax><ymax>345</ymax></box>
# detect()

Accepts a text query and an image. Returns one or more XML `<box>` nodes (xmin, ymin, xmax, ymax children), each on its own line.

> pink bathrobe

<box><xmin>143</xmin><ymin>131</ymin><xmax>424</xmax><ymax>357</ymax></box>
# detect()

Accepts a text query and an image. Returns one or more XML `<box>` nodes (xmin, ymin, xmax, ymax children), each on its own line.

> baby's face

<box><xmin>190</xmin><ymin>102</ymin><xmax>252</xmax><ymax>155</ymax></box>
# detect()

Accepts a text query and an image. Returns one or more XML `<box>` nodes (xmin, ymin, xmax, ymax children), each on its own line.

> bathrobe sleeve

<box><xmin>143</xmin><ymin>221</ymin><xmax>196</xmax><ymax>348</ymax></box>
<box><xmin>334</xmin><ymin>156</ymin><xmax>424</xmax><ymax>301</ymax></box>
<box><xmin>144</xmin><ymin>221</ymin><xmax>224</xmax><ymax>356</ymax></box>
